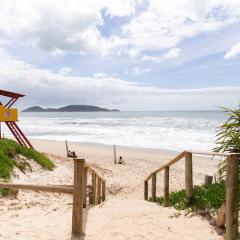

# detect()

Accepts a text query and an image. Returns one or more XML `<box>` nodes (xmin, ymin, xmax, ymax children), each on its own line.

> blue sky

<box><xmin>0</xmin><ymin>0</ymin><xmax>240</xmax><ymax>110</ymax></box>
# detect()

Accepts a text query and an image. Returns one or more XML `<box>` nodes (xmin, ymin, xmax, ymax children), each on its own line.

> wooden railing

<box><xmin>144</xmin><ymin>151</ymin><xmax>240</xmax><ymax>240</ymax></box>
<box><xmin>0</xmin><ymin>158</ymin><xmax>106</xmax><ymax>237</ymax></box>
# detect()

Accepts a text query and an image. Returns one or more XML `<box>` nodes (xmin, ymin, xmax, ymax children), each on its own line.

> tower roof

<box><xmin>0</xmin><ymin>89</ymin><xmax>25</xmax><ymax>98</ymax></box>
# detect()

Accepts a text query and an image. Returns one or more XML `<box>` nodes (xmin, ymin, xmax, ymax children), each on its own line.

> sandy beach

<box><xmin>0</xmin><ymin>1</ymin><xmax>239</xmax><ymax>239</ymax></box>
<box><xmin>0</xmin><ymin>139</ymin><xmax>223</xmax><ymax>240</ymax></box>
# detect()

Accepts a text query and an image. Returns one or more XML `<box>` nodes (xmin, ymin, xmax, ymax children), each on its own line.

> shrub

<box><xmin>157</xmin><ymin>182</ymin><xmax>228</xmax><ymax>212</ymax></box>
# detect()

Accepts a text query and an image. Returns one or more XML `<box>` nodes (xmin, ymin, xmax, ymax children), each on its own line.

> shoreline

<box><xmin>30</xmin><ymin>138</ymin><xmax>216</xmax><ymax>162</ymax></box>
<box><xmin>30</xmin><ymin>138</ymin><xmax>180</xmax><ymax>156</ymax></box>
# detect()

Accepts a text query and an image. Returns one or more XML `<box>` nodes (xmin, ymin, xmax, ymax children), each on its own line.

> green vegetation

<box><xmin>214</xmin><ymin>105</ymin><xmax>240</xmax><ymax>179</ymax></box>
<box><xmin>0</xmin><ymin>138</ymin><xmax>54</xmax><ymax>181</ymax></box>
<box><xmin>214</xmin><ymin>106</ymin><xmax>240</xmax><ymax>153</ymax></box>
<box><xmin>157</xmin><ymin>182</ymin><xmax>230</xmax><ymax>212</ymax></box>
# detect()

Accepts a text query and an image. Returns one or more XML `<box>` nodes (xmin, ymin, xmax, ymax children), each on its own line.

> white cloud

<box><xmin>123</xmin><ymin>0</ymin><xmax>240</xmax><ymax>53</ymax></box>
<box><xmin>59</xmin><ymin>67</ymin><xmax>74</xmax><ymax>75</ymax></box>
<box><xmin>163</xmin><ymin>48</ymin><xmax>181</xmax><ymax>59</ymax></box>
<box><xmin>224</xmin><ymin>42</ymin><xmax>240</xmax><ymax>59</ymax></box>
<box><xmin>93</xmin><ymin>72</ymin><xmax>108</xmax><ymax>78</ymax></box>
<box><xmin>133</xmin><ymin>67</ymin><xmax>152</xmax><ymax>76</ymax></box>
<box><xmin>0</xmin><ymin>48</ymin><xmax>239</xmax><ymax>110</ymax></box>
<box><xmin>0</xmin><ymin>0</ymin><xmax>239</xmax><ymax>57</ymax></box>
<box><xmin>0</xmin><ymin>0</ymin><xmax>133</xmax><ymax>56</ymax></box>
<box><xmin>142</xmin><ymin>48</ymin><xmax>181</xmax><ymax>63</ymax></box>
<box><xmin>103</xmin><ymin>0</ymin><xmax>136</xmax><ymax>17</ymax></box>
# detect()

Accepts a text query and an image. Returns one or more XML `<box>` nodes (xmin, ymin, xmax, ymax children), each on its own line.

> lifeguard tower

<box><xmin>0</xmin><ymin>89</ymin><xmax>33</xmax><ymax>148</ymax></box>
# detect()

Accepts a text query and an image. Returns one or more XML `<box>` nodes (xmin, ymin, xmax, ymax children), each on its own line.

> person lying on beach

<box><xmin>118</xmin><ymin>156</ymin><xmax>125</xmax><ymax>164</ymax></box>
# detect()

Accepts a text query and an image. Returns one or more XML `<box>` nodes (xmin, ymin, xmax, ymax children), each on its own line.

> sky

<box><xmin>0</xmin><ymin>0</ymin><xmax>240</xmax><ymax>110</ymax></box>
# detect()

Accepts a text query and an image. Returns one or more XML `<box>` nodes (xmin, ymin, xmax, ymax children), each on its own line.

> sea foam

<box><xmin>2</xmin><ymin>111</ymin><xmax>225</xmax><ymax>151</ymax></box>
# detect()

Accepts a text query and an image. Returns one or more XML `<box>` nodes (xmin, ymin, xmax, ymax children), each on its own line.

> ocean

<box><xmin>3</xmin><ymin>111</ymin><xmax>226</xmax><ymax>152</ymax></box>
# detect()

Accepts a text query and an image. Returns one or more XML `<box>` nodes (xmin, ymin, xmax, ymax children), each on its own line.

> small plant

<box><xmin>156</xmin><ymin>182</ymin><xmax>229</xmax><ymax>212</ymax></box>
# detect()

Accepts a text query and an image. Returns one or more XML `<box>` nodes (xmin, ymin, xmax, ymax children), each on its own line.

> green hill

<box><xmin>22</xmin><ymin>105</ymin><xmax>120</xmax><ymax>112</ymax></box>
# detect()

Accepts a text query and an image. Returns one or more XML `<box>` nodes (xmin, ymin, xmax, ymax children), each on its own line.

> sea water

<box><xmin>3</xmin><ymin>111</ymin><xmax>226</xmax><ymax>152</ymax></box>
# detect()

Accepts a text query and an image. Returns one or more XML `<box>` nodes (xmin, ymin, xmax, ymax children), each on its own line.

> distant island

<box><xmin>22</xmin><ymin>105</ymin><xmax>120</xmax><ymax>112</ymax></box>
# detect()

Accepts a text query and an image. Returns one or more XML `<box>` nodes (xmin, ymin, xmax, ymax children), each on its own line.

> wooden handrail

<box><xmin>145</xmin><ymin>151</ymin><xmax>240</xmax><ymax>182</ymax></box>
<box><xmin>145</xmin><ymin>151</ymin><xmax>186</xmax><ymax>181</ymax></box>
<box><xmin>84</xmin><ymin>162</ymin><xmax>104</xmax><ymax>180</ymax></box>
<box><xmin>0</xmin><ymin>166</ymin><xmax>105</xmax><ymax>196</ymax></box>
<box><xmin>0</xmin><ymin>183</ymin><xmax>73</xmax><ymax>194</ymax></box>
<box><xmin>144</xmin><ymin>150</ymin><xmax>240</xmax><ymax>201</ymax></box>
<box><xmin>188</xmin><ymin>151</ymin><xmax>240</xmax><ymax>157</ymax></box>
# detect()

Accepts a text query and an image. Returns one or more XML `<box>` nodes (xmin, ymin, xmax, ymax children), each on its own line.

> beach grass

<box><xmin>156</xmin><ymin>181</ymin><xmax>232</xmax><ymax>212</ymax></box>
<box><xmin>0</xmin><ymin>138</ymin><xmax>54</xmax><ymax>181</ymax></box>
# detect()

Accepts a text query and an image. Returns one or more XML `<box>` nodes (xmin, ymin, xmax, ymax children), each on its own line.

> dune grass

<box><xmin>0</xmin><ymin>138</ymin><xmax>54</xmax><ymax>181</ymax></box>
<box><xmin>156</xmin><ymin>181</ymin><xmax>232</xmax><ymax>212</ymax></box>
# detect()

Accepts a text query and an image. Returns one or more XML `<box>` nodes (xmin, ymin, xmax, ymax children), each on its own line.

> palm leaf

<box><xmin>214</xmin><ymin>102</ymin><xmax>240</xmax><ymax>179</ymax></box>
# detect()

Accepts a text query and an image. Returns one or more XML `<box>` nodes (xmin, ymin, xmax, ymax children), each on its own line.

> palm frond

<box><xmin>214</xmin><ymin>103</ymin><xmax>240</xmax><ymax>179</ymax></box>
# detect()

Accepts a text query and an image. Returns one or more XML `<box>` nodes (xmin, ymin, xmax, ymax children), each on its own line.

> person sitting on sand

<box><xmin>118</xmin><ymin>156</ymin><xmax>125</xmax><ymax>164</ymax></box>
<box><xmin>72</xmin><ymin>151</ymin><xmax>77</xmax><ymax>158</ymax></box>
<box><xmin>67</xmin><ymin>150</ymin><xmax>77</xmax><ymax>158</ymax></box>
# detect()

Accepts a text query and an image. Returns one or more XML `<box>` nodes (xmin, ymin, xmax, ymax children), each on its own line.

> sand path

<box><xmin>0</xmin><ymin>140</ymin><xmax>223</xmax><ymax>239</ymax></box>
<box><xmin>82</xmin><ymin>198</ymin><xmax>222</xmax><ymax>240</ymax></box>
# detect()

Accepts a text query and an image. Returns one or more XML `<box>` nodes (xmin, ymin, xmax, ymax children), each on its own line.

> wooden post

<box><xmin>204</xmin><ymin>175</ymin><xmax>213</xmax><ymax>188</ymax></box>
<box><xmin>92</xmin><ymin>173</ymin><xmax>97</xmax><ymax>205</ymax></box>
<box><xmin>151</xmin><ymin>173</ymin><xmax>156</xmax><ymax>202</ymax></box>
<box><xmin>89</xmin><ymin>172</ymin><xmax>95</xmax><ymax>204</ymax></box>
<box><xmin>102</xmin><ymin>181</ymin><xmax>106</xmax><ymax>202</ymax></box>
<box><xmin>185</xmin><ymin>152</ymin><xmax>193</xmax><ymax>204</ymax></box>
<box><xmin>114</xmin><ymin>145</ymin><xmax>117</xmax><ymax>164</ymax></box>
<box><xmin>144</xmin><ymin>180</ymin><xmax>148</xmax><ymax>200</ymax></box>
<box><xmin>65</xmin><ymin>140</ymin><xmax>69</xmax><ymax>154</ymax></box>
<box><xmin>97</xmin><ymin>177</ymin><xmax>102</xmax><ymax>204</ymax></box>
<box><xmin>216</xmin><ymin>204</ymin><xmax>226</xmax><ymax>228</ymax></box>
<box><xmin>226</xmin><ymin>155</ymin><xmax>239</xmax><ymax>240</ymax></box>
<box><xmin>164</xmin><ymin>166</ymin><xmax>169</xmax><ymax>207</ymax></box>
<box><xmin>72</xmin><ymin>158</ymin><xmax>84</xmax><ymax>236</ymax></box>
<box><xmin>83</xmin><ymin>167</ymin><xmax>88</xmax><ymax>208</ymax></box>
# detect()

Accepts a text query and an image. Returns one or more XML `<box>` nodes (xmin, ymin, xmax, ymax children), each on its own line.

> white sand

<box><xmin>0</xmin><ymin>139</ymin><xmax>224</xmax><ymax>240</ymax></box>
